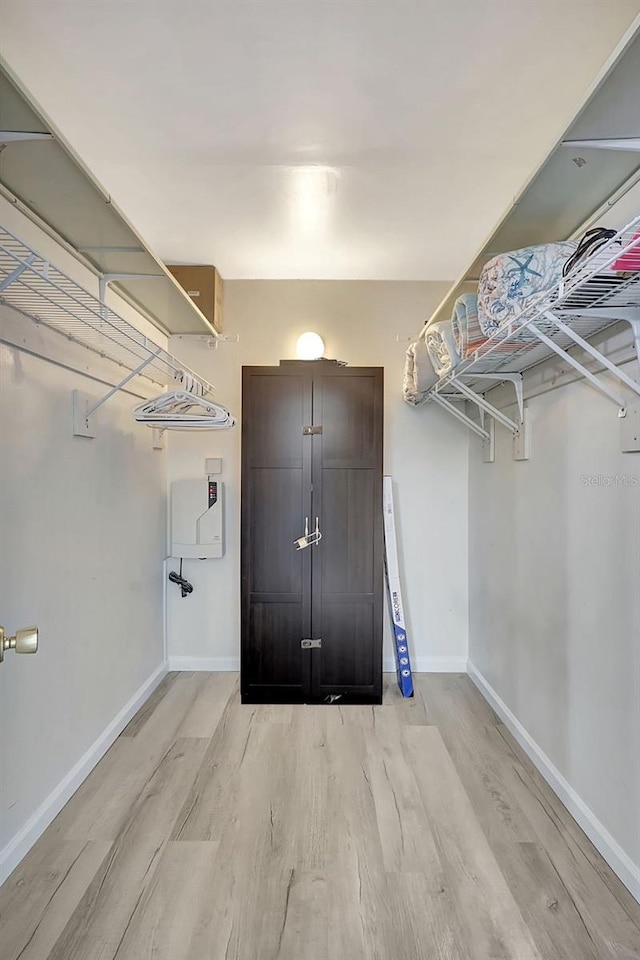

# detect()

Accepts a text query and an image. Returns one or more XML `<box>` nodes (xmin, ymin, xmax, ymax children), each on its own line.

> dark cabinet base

<box><xmin>241</xmin><ymin>688</ymin><xmax>383</xmax><ymax>706</ymax></box>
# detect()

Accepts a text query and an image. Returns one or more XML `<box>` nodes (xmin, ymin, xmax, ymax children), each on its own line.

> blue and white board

<box><xmin>383</xmin><ymin>476</ymin><xmax>414</xmax><ymax>698</ymax></box>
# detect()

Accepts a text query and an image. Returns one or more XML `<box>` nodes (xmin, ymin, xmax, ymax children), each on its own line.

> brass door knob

<box><xmin>0</xmin><ymin>625</ymin><xmax>39</xmax><ymax>663</ymax></box>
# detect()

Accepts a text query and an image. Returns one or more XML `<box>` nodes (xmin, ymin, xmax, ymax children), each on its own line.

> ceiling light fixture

<box><xmin>289</xmin><ymin>166</ymin><xmax>338</xmax><ymax>234</ymax></box>
<box><xmin>296</xmin><ymin>332</ymin><xmax>325</xmax><ymax>360</ymax></box>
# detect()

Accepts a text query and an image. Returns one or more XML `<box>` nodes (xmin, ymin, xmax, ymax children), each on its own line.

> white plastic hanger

<box><xmin>133</xmin><ymin>372</ymin><xmax>235</xmax><ymax>430</ymax></box>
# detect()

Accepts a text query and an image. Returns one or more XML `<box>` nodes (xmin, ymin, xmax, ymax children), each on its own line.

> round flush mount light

<box><xmin>296</xmin><ymin>331</ymin><xmax>325</xmax><ymax>360</ymax></box>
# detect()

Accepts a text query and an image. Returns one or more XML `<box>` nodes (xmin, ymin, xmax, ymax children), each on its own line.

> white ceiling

<box><xmin>0</xmin><ymin>0</ymin><xmax>639</xmax><ymax>280</ymax></box>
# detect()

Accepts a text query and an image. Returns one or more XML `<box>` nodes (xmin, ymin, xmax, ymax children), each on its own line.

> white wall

<box><xmin>0</xmin><ymin>205</ymin><xmax>168</xmax><ymax>880</ymax></box>
<box><xmin>167</xmin><ymin>280</ymin><xmax>469</xmax><ymax>672</ymax></box>
<box><xmin>468</xmin><ymin>193</ymin><xmax>640</xmax><ymax>900</ymax></box>
<box><xmin>468</xmin><ymin>350</ymin><xmax>640</xmax><ymax>895</ymax></box>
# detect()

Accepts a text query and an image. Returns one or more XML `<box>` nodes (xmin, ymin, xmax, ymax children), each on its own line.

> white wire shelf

<box><xmin>0</xmin><ymin>225</ymin><xmax>216</xmax><ymax>396</ymax></box>
<box><xmin>425</xmin><ymin>217</ymin><xmax>640</xmax><ymax>417</ymax></box>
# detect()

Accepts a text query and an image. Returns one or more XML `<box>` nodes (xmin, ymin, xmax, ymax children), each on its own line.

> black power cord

<box><xmin>169</xmin><ymin>558</ymin><xmax>193</xmax><ymax>598</ymax></box>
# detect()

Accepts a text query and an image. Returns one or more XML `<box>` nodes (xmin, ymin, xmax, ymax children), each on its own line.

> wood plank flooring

<box><xmin>1</xmin><ymin>672</ymin><xmax>639</xmax><ymax>960</ymax></box>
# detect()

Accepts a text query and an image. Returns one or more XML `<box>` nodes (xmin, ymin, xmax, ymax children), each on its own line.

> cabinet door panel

<box><xmin>320</xmin><ymin>469</ymin><xmax>374</xmax><ymax>596</ymax></box>
<box><xmin>249</xmin><ymin>374</ymin><xmax>307</xmax><ymax>468</ymax></box>
<box><xmin>317</xmin><ymin>374</ymin><xmax>381</xmax><ymax>468</ymax></box>
<box><xmin>247</xmin><ymin>602</ymin><xmax>305</xmax><ymax>689</ymax></box>
<box><xmin>315</xmin><ymin>602</ymin><xmax>375</xmax><ymax>688</ymax></box>
<box><xmin>311</xmin><ymin>368</ymin><xmax>384</xmax><ymax>703</ymax></box>
<box><xmin>251</xmin><ymin>469</ymin><xmax>303</xmax><ymax>595</ymax></box>
<box><xmin>241</xmin><ymin>368</ymin><xmax>312</xmax><ymax>702</ymax></box>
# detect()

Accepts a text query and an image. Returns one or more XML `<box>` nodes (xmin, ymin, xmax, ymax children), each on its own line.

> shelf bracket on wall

<box><xmin>0</xmin><ymin>252</ymin><xmax>39</xmax><ymax>292</ymax></box>
<box><xmin>464</xmin><ymin>373</ymin><xmax>525</xmax><ymax>424</ymax></box>
<box><xmin>620</xmin><ymin>401</ymin><xmax>640</xmax><ymax>452</ymax></box>
<box><xmin>73</xmin><ymin>346</ymin><xmax>163</xmax><ymax>437</ymax></box>
<box><xmin>431</xmin><ymin>371</ymin><xmax>530</xmax><ymax>459</ymax></box>
<box><xmin>481</xmin><ymin>415</ymin><xmax>495</xmax><ymax>462</ymax></box>
<box><xmin>449</xmin><ymin>380</ymin><xmax>520</xmax><ymax>435</ymax></box>
<box><xmin>98</xmin><ymin>274</ymin><xmax>165</xmax><ymax>298</ymax></box>
<box><xmin>543</xmin><ymin>312</ymin><xmax>640</xmax><ymax>407</ymax></box>
<box><xmin>431</xmin><ymin>394</ymin><xmax>490</xmax><ymax>441</ymax></box>
<box><xmin>527</xmin><ymin>313</ymin><xmax>640</xmax><ymax>410</ymax></box>
<box><xmin>98</xmin><ymin>273</ymin><xmax>165</xmax><ymax>318</ymax></box>
<box><xmin>432</xmin><ymin>373</ymin><xmax>525</xmax><ymax>457</ymax></box>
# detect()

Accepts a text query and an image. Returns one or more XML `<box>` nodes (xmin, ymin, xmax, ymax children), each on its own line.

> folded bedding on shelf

<box><xmin>478</xmin><ymin>241</ymin><xmax>577</xmax><ymax>336</ymax></box>
<box><xmin>403</xmin><ymin>339</ymin><xmax>438</xmax><ymax>404</ymax></box>
<box><xmin>425</xmin><ymin>319</ymin><xmax>460</xmax><ymax>378</ymax></box>
<box><xmin>451</xmin><ymin>293</ymin><xmax>486</xmax><ymax>358</ymax></box>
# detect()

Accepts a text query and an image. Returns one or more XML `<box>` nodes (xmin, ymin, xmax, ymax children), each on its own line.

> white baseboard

<box><xmin>0</xmin><ymin>660</ymin><xmax>168</xmax><ymax>886</ymax></box>
<box><xmin>467</xmin><ymin>660</ymin><xmax>640</xmax><ymax>904</ymax></box>
<box><xmin>168</xmin><ymin>656</ymin><xmax>239</xmax><ymax>671</ymax></box>
<box><xmin>167</xmin><ymin>656</ymin><xmax>468</xmax><ymax>674</ymax></box>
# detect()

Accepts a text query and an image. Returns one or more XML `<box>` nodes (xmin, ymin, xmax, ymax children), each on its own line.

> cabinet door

<box><xmin>241</xmin><ymin>368</ymin><xmax>312</xmax><ymax>702</ymax></box>
<box><xmin>310</xmin><ymin>368</ymin><xmax>384</xmax><ymax>703</ymax></box>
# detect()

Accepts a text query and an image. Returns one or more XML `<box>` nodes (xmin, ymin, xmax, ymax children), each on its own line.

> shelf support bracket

<box><xmin>73</xmin><ymin>347</ymin><xmax>162</xmax><ymax>437</ymax></box>
<box><xmin>449</xmin><ymin>380</ymin><xmax>520</xmax><ymax>434</ymax></box>
<box><xmin>543</xmin><ymin>311</ymin><xmax>640</xmax><ymax>405</ymax></box>
<box><xmin>0</xmin><ymin>253</ymin><xmax>37</xmax><ymax>292</ymax></box>
<box><xmin>528</xmin><ymin>319</ymin><xmax>627</xmax><ymax>408</ymax></box>
<box><xmin>98</xmin><ymin>273</ymin><xmax>165</xmax><ymax>319</ymax></box>
<box><xmin>432</xmin><ymin>394</ymin><xmax>490</xmax><ymax>440</ymax></box>
<box><xmin>87</xmin><ymin>347</ymin><xmax>163</xmax><ymax>416</ymax></box>
<box><xmin>99</xmin><ymin>273</ymin><xmax>165</xmax><ymax>299</ymax></box>
<box><xmin>460</xmin><ymin>373</ymin><xmax>525</xmax><ymax>423</ymax></box>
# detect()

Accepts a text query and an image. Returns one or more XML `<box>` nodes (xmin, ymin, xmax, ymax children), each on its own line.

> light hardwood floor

<box><xmin>1</xmin><ymin>673</ymin><xmax>639</xmax><ymax>960</ymax></box>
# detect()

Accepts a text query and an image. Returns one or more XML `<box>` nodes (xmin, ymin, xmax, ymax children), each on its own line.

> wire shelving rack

<box><xmin>421</xmin><ymin>217</ymin><xmax>640</xmax><ymax>441</ymax></box>
<box><xmin>0</xmin><ymin>226</ymin><xmax>216</xmax><ymax>397</ymax></box>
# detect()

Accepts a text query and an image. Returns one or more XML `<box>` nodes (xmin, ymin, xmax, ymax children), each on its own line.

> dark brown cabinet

<box><xmin>241</xmin><ymin>362</ymin><xmax>384</xmax><ymax>704</ymax></box>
